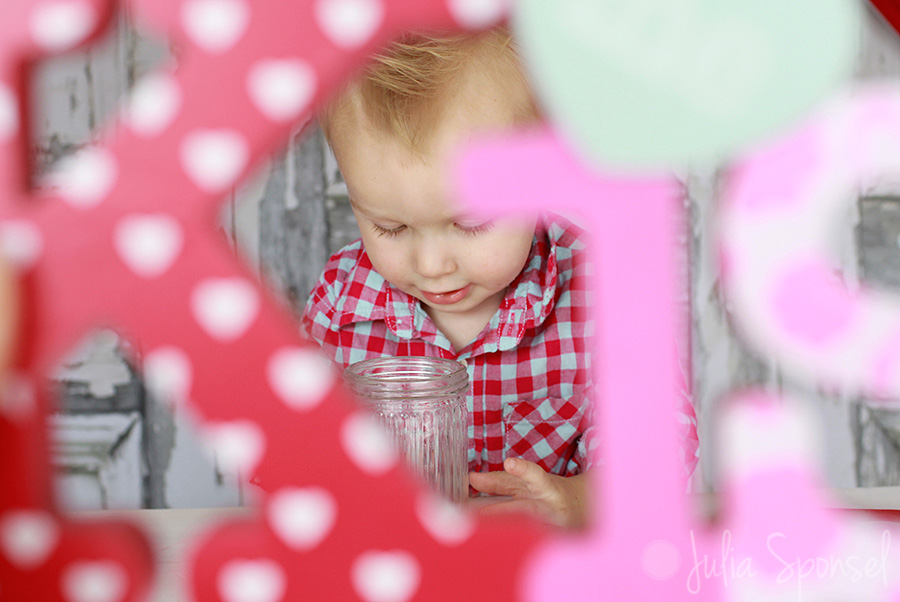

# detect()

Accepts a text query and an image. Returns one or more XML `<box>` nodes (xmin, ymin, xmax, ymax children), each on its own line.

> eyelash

<box><xmin>371</xmin><ymin>222</ymin><xmax>495</xmax><ymax>239</ymax></box>
<box><xmin>372</xmin><ymin>224</ymin><xmax>406</xmax><ymax>239</ymax></box>
<box><xmin>457</xmin><ymin>222</ymin><xmax>495</xmax><ymax>236</ymax></box>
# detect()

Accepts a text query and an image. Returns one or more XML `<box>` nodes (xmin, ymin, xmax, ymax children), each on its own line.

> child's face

<box><xmin>329</xmin><ymin>81</ymin><xmax>537</xmax><ymax>336</ymax></box>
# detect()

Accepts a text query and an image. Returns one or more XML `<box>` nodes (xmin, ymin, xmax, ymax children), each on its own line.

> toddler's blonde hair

<box><xmin>321</xmin><ymin>27</ymin><xmax>539</xmax><ymax>153</ymax></box>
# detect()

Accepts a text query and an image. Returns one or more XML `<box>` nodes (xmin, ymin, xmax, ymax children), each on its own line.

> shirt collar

<box><xmin>330</xmin><ymin>216</ymin><xmax>570</xmax><ymax>353</ymax></box>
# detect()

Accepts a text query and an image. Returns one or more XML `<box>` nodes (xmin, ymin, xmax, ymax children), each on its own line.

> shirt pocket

<box><xmin>503</xmin><ymin>396</ymin><xmax>586</xmax><ymax>476</ymax></box>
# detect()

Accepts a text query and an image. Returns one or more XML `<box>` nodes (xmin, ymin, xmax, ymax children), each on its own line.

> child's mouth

<box><xmin>421</xmin><ymin>284</ymin><xmax>471</xmax><ymax>305</ymax></box>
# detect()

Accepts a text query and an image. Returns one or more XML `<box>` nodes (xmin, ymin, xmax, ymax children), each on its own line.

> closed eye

<box><xmin>455</xmin><ymin>221</ymin><xmax>495</xmax><ymax>236</ymax></box>
<box><xmin>372</xmin><ymin>224</ymin><xmax>406</xmax><ymax>239</ymax></box>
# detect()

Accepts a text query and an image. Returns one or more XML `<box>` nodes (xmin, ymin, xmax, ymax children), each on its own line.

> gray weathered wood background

<box><xmin>36</xmin><ymin>3</ymin><xmax>900</xmax><ymax>509</ymax></box>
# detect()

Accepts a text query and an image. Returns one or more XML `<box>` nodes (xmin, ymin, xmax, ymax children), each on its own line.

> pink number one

<box><xmin>455</xmin><ymin>122</ymin><xmax>900</xmax><ymax>599</ymax></box>
<box><xmin>455</xmin><ymin>127</ymin><xmax>718</xmax><ymax>599</ymax></box>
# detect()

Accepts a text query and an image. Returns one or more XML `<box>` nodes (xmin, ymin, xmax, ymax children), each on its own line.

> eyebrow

<box><xmin>349</xmin><ymin>196</ymin><xmax>482</xmax><ymax>226</ymax></box>
<box><xmin>347</xmin><ymin>196</ymin><xmax>370</xmax><ymax>215</ymax></box>
<box><xmin>347</xmin><ymin>197</ymin><xmax>400</xmax><ymax>223</ymax></box>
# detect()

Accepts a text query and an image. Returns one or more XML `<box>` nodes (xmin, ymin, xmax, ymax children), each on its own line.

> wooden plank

<box><xmin>854</xmin><ymin>196</ymin><xmax>900</xmax><ymax>486</ymax></box>
<box><xmin>855</xmin><ymin>403</ymin><xmax>900</xmax><ymax>486</ymax></box>
<box><xmin>52</xmin><ymin>412</ymin><xmax>144</xmax><ymax>510</ymax></box>
<box><xmin>259</xmin><ymin>126</ymin><xmax>330</xmax><ymax>315</ymax></box>
<box><xmin>859</xmin><ymin>197</ymin><xmax>900</xmax><ymax>289</ymax></box>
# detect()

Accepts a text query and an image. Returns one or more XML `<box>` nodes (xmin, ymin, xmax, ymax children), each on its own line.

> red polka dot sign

<box><xmin>6</xmin><ymin>1</ymin><xmax>900</xmax><ymax>602</ymax></box>
<box><xmin>0</xmin><ymin>1</ymin><xmax>539</xmax><ymax>601</ymax></box>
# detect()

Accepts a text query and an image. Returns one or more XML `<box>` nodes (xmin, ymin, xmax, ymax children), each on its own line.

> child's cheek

<box><xmin>359</xmin><ymin>238</ymin><xmax>402</xmax><ymax>285</ymax></box>
<box><xmin>473</xmin><ymin>247</ymin><xmax>527</xmax><ymax>291</ymax></box>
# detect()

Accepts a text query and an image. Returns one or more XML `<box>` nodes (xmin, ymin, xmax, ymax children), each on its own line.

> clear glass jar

<box><xmin>343</xmin><ymin>356</ymin><xmax>469</xmax><ymax>503</ymax></box>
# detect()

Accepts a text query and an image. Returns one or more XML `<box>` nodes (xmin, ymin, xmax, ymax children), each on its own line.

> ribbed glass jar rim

<box><xmin>343</xmin><ymin>356</ymin><xmax>468</xmax><ymax>401</ymax></box>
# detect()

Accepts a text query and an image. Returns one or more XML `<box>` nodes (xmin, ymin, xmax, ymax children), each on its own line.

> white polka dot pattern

<box><xmin>639</xmin><ymin>539</ymin><xmax>681</xmax><ymax>581</ymax></box>
<box><xmin>267</xmin><ymin>487</ymin><xmax>336</xmax><ymax>550</ymax></box>
<box><xmin>48</xmin><ymin>148</ymin><xmax>117</xmax><ymax>209</ymax></box>
<box><xmin>0</xmin><ymin>84</ymin><xmax>18</xmax><ymax>142</ymax></box>
<box><xmin>143</xmin><ymin>346</ymin><xmax>193</xmax><ymax>406</ymax></box>
<box><xmin>180</xmin><ymin>129</ymin><xmax>249</xmax><ymax>193</ymax></box>
<box><xmin>0</xmin><ymin>220</ymin><xmax>43</xmax><ymax>270</ymax></box>
<box><xmin>126</xmin><ymin>73</ymin><xmax>182</xmax><ymax>137</ymax></box>
<box><xmin>218</xmin><ymin>559</ymin><xmax>287</xmax><ymax>602</ymax></box>
<box><xmin>341</xmin><ymin>411</ymin><xmax>398</xmax><ymax>475</ymax></box>
<box><xmin>351</xmin><ymin>550</ymin><xmax>420</xmax><ymax>602</ymax></box>
<box><xmin>415</xmin><ymin>493</ymin><xmax>474</xmax><ymax>546</ymax></box>
<box><xmin>29</xmin><ymin>0</ymin><xmax>97</xmax><ymax>52</ymax></box>
<box><xmin>181</xmin><ymin>0</ymin><xmax>250</xmax><ymax>54</ymax></box>
<box><xmin>114</xmin><ymin>214</ymin><xmax>184</xmax><ymax>278</ymax></box>
<box><xmin>247</xmin><ymin>59</ymin><xmax>317</xmax><ymax>122</ymax></box>
<box><xmin>267</xmin><ymin>347</ymin><xmax>334</xmax><ymax>411</ymax></box>
<box><xmin>0</xmin><ymin>373</ymin><xmax>38</xmax><ymax>421</ymax></box>
<box><xmin>446</xmin><ymin>0</ymin><xmax>508</xmax><ymax>28</ymax></box>
<box><xmin>200</xmin><ymin>420</ymin><xmax>266</xmax><ymax>476</ymax></box>
<box><xmin>191</xmin><ymin>277</ymin><xmax>260</xmax><ymax>341</ymax></box>
<box><xmin>315</xmin><ymin>0</ymin><xmax>384</xmax><ymax>49</ymax></box>
<box><xmin>0</xmin><ymin>511</ymin><xmax>59</xmax><ymax>569</ymax></box>
<box><xmin>62</xmin><ymin>561</ymin><xmax>128</xmax><ymax>602</ymax></box>
<box><xmin>720</xmin><ymin>393</ymin><xmax>820</xmax><ymax>474</ymax></box>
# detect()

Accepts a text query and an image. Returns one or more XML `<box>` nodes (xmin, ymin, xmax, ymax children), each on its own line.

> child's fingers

<box><xmin>503</xmin><ymin>457</ymin><xmax>553</xmax><ymax>494</ymax></box>
<box><xmin>468</xmin><ymin>470</ymin><xmax>528</xmax><ymax>497</ymax></box>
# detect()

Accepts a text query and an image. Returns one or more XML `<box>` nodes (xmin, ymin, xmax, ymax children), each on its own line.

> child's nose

<box><xmin>414</xmin><ymin>238</ymin><xmax>456</xmax><ymax>279</ymax></box>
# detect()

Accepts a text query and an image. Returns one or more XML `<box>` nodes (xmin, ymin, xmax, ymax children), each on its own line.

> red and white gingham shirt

<box><xmin>302</xmin><ymin>215</ymin><xmax>699</xmax><ymax>479</ymax></box>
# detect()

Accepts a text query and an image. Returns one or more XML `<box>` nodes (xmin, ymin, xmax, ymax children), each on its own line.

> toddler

<box><xmin>304</xmin><ymin>28</ymin><xmax>595</xmax><ymax>529</ymax></box>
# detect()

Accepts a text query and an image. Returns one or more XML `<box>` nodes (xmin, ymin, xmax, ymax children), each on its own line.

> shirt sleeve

<box><xmin>570</xmin><ymin>384</ymin><xmax>598</xmax><ymax>475</ymax></box>
<box><xmin>300</xmin><ymin>262</ymin><xmax>345</xmax><ymax>366</ymax></box>
<box><xmin>572</xmin><ymin>425</ymin><xmax>599</xmax><ymax>476</ymax></box>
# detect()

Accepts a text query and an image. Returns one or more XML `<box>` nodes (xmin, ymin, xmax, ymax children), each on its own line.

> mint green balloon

<box><xmin>513</xmin><ymin>0</ymin><xmax>859</xmax><ymax>169</ymax></box>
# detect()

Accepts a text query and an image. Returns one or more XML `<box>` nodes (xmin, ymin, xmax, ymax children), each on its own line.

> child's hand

<box><xmin>468</xmin><ymin>457</ymin><xmax>590</xmax><ymax>530</ymax></box>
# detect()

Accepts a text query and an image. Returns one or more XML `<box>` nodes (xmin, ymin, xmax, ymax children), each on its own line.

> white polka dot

<box><xmin>62</xmin><ymin>561</ymin><xmax>127</xmax><ymax>602</ymax></box>
<box><xmin>640</xmin><ymin>539</ymin><xmax>680</xmax><ymax>580</ymax></box>
<box><xmin>315</xmin><ymin>0</ymin><xmax>384</xmax><ymax>49</ymax></box>
<box><xmin>200</xmin><ymin>420</ymin><xmax>266</xmax><ymax>476</ymax></box>
<box><xmin>415</xmin><ymin>493</ymin><xmax>474</xmax><ymax>546</ymax></box>
<box><xmin>0</xmin><ymin>511</ymin><xmax>59</xmax><ymax>569</ymax></box>
<box><xmin>113</xmin><ymin>214</ymin><xmax>183</xmax><ymax>278</ymax></box>
<box><xmin>0</xmin><ymin>220</ymin><xmax>42</xmax><ymax>270</ymax></box>
<box><xmin>341</xmin><ymin>411</ymin><xmax>398</xmax><ymax>475</ymax></box>
<box><xmin>267</xmin><ymin>487</ymin><xmax>336</xmax><ymax>551</ymax></box>
<box><xmin>143</xmin><ymin>347</ymin><xmax>192</xmax><ymax>406</ymax></box>
<box><xmin>191</xmin><ymin>277</ymin><xmax>259</xmax><ymax>341</ymax></box>
<box><xmin>267</xmin><ymin>347</ymin><xmax>334</xmax><ymax>411</ymax></box>
<box><xmin>30</xmin><ymin>0</ymin><xmax>97</xmax><ymax>52</ymax></box>
<box><xmin>0</xmin><ymin>84</ymin><xmax>18</xmax><ymax>142</ymax></box>
<box><xmin>447</xmin><ymin>0</ymin><xmax>508</xmax><ymax>28</ymax></box>
<box><xmin>180</xmin><ymin>129</ymin><xmax>248</xmax><ymax>193</ymax></box>
<box><xmin>721</xmin><ymin>395</ymin><xmax>818</xmax><ymax>474</ymax></box>
<box><xmin>46</xmin><ymin>148</ymin><xmax>117</xmax><ymax>209</ymax></box>
<box><xmin>352</xmin><ymin>550</ymin><xmax>420</xmax><ymax>602</ymax></box>
<box><xmin>181</xmin><ymin>0</ymin><xmax>250</xmax><ymax>54</ymax></box>
<box><xmin>218</xmin><ymin>559</ymin><xmax>287</xmax><ymax>602</ymax></box>
<box><xmin>247</xmin><ymin>59</ymin><xmax>317</xmax><ymax>122</ymax></box>
<box><xmin>0</xmin><ymin>374</ymin><xmax>38</xmax><ymax>421</ymax></box>
<box><xmin>126</xmin><ymin>73</ymin><xmax>181</xmax><ymax>137</ymax></box>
